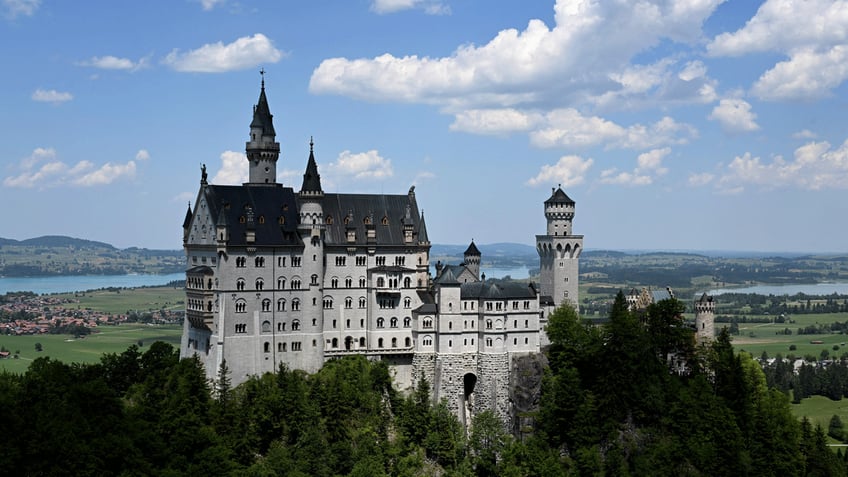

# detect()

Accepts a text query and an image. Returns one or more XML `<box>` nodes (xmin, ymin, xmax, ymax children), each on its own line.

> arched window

<box><xmin>278</xmin><ymin>277</ymin><xmax>286</xmax><ymax>289</ymax></box>
<box><xmin>404</xmin><ymin>277</ymin><xmax>411</xmax><ymax>288</ymax></box>
<box><xmin>404</xmin><ymin>297</ymin><xmax>411</xmax><ymax>308</ymax></box>
<box><xmin>236</xmin><ymin>278</ymin><xmax>245</xmax><ymax>291</ymax></box>
<box><xmin>345</xmin><ymin>277</ymin><xmax>352</xmax><ymax>288</ymax></box>
<box><xmin>359</xmin><ymin>297</ymin><xmax>366</xmax><ymax>308</ymax></box>
<box><xmin>377</xmin><ymin>277</ymin><xmax>385</xmax><ymax>288</ymax></box>
<box><xmin>390</xmin><ymin>317</ymin><xmax>398</xmax><ymax>328</ymax></box>
<box><xmin>277</xmin><ymin>299</ymin><xmax>286</xmax><ymax>311</ymax></box>
<box><xmin>345</xmin><ymin>297</ymin><xmax>353</xmax><ymax>309</ymax></box>
<box><xmin>311</xmin><ymin>274</ymin><xmax>319</xmax><ymax>285</ymax></box>
<box><xmin>359</xmin><ymin>337</ymin><xmax>366</xmax><ymax>347</ymax></box>
<box><xmin>391</xmin><ymin>337</ymin><xmax>397</xmax><ymax>348</ymax></box>
<box><xmin>255</xmin><ymin>257</ymin><xmax>264</xmax><ymax>267</ymax></box>
<box><xmin>486</xmin><ymin>320</ymin><xmax>492</xmax><ymax>329</ymax></box>
<box><xmin>291</xmin><ymin>299</ymin><xmax>300</xmax><ymax>311</ymax></box>
<box><xmin>264</xmin><ymin>342</ymin><xmax>270</xmax><ymax>353</ymax></box>
<box><xmin>291</xmin><ymin>279</ymin><xmax>301</xmax><ymax>289</ymax></box>
<box><xmin>261</xmin><ymin>320</ymin><xmax>271</xmax><ymax>332</ymax></box>
<box><xmin>423</xmin><ymin>318</ymin><xmax>433</xmax><ymax>328</ymax></box>
<box><xmin>377</xmin><ymin>317</ymin><xmax>385</xmax><ymax>328</ymax></box>
<box><xmin>292</xmin><ymin>319</ymin><xmax>301</xmax><ymax>331</ymax></box>
<box><xmin>331</xmin><ymin>277</ymin><xmax>339</xmax><ymax>288</ymax></box>
<box><xmin>378</xmin><ymin>338</ymin><xmax>384</xmax><ymax>348</ymax></box>
<box><xmin>255</xmin><ymin>278</ymin><xmax>264</xmax><ymax>290</ymax></box>
<box><xmin>423</xmin><ymin>336</ymin><xmax>433</xmax><ymax>346</ymax></box>
<box><xmin>235</xmin><ymin>299</ymin><xmax>247</xmax><ymax>313</ymax></box>
<box><xmin>381</xmin><ymin>216</ymin><xmax>389</xmax><ymax>225</ymax></box>
<box><xmin>326</xmin><ymin>215</ymin><xmax>333</xmax><ymax>225</ymax></box>
<box><xmin>404</xmin><ymin>317</ymin><xmax>411</xmax><ymax>327</ymax></box>
<box><xmin>332</xmin><ymin>338</ymin><xmax>338</xmax><ymax>348</ymax></box>
<box><xmin>405</xmin><ymin>337</ymin><xmax>411</xmax><ymax>347</ymax></box>
<box><xmin>262</xmin><ymin>299</ymin><xmax>271</xmax><ymax>312</ymax></box>
<box><xmin>359</xmin><ymin>277</ymin><xmax>366</xmax><ymax>287</ymax></box>
<box><xmin>323</xmin><ymin>298</ymin><xmax>333</xmax><ymax>309</ymax></box>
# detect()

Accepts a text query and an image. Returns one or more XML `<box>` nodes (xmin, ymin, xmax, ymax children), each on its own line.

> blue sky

<box><xmin>2</xmin><ymin>0</ymin><xmax>847</xmax><ymax>253</ymax></box>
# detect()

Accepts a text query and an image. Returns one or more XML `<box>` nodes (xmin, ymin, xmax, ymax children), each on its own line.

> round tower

<box><xmin>245</xmin><ymin>71</ymin><xmax>281</xmax><ymax>185</ymax></box>
<box><xmin>694</xmin><ymin>293</ymin><xmax>715</xmax><ymax>343</ymax></box>
<box><xmin>536</xmin><ymin>186</ymin><xmax>583</xmax><ymax>307</ymax></box>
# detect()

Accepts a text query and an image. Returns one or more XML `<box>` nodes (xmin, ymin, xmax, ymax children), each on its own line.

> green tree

<box><xmin>468</xmin><ymin>410</ymin><xmax>511</xmax><ymax>477</ymax></box>
<box><xmin>831</xmin><ymin>414</ymin><xmax>845</xmax><ymax>442</ymax></box>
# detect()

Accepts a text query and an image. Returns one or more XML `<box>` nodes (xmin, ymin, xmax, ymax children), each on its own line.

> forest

<box><xmin>1</xmin><ymin>293</ymin><xmax>846</xmax><ymax>476</ymax></box>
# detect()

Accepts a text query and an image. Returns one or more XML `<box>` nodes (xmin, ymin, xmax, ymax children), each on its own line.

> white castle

<box><xmin>180</xmin><ymin>79</ymin><xmax>583</xmax><ymax>425</ymax></box>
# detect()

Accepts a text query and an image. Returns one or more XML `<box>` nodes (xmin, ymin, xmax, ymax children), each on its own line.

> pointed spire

<box><xmin>250</xmin><ymin>70</ymin><xmax>276</xmax><ymax>137</ymax></box>
<box><xmin>417</xmin><ymin>210</ymin><xmax>430</xmax><ymax>244</ymax></box>
<box><xmin>182</xmin><ymin>202</ymin><xmax>193</xmax><ymax>229</ymax></box>
<box><xmin>300</xmin><ymin>137</ymin><xmax>323</xmax><ymax>194</ymax></box>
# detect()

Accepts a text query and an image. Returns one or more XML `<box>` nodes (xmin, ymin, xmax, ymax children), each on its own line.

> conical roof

<box><xmin>250</xmin><ymin>81</ymin><xmax>276</xmax><ymax>137</ymax></box>
<box><xmin>301</xmin><ymin>139</ymin><xmax>323</xmax><ymax>193</ymax></box>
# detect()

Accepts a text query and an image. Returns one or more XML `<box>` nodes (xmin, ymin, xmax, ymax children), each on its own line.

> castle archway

<box><xmin>462</xmin><ymin>373</ymin><xmax>477</xmax><ymax>427</ymax></box>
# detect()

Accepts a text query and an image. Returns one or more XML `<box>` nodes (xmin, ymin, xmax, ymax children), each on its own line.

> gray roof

<box><xmin>202</xmin><ymin>184</ymin><xmax>301</xmax><ymax>247</ymax></box>
<box><xmin>460</xmin><ymin>281</ymin><xmax>537</xmax><ymax>300</ymax></box>
<box><xmin>322</xmin><ymin>192</ymin><xmax>426</xmax><ymax>247</ymax></box>
<box><xmin>300</xmin><ymin>143</ymin><xmax>322</xmax><ymax>193</ymax></box>
<box><xmin>250</xmin><ymin>84</ymin><xmax>276</xmax><ymax>137</ymax></box>
<box><xmin>545</xmin><ymin>187</ymin><xmax>575</xmax><ymax>206</ymax></box>
<box><xmin>464</xmin><ymin>241</ymin><xmax>481</xmax><ymax>256</ymax></box>
<box><xmin>652</xmin><ymin>289</ymin><xmax>674</xmax><ymax>302</ymax></box>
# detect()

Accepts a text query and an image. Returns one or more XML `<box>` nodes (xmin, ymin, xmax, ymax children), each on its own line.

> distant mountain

<box><xmin>14</xmin><ymin>235</ymin><xmax>117</xmax><ymax>249</ymax></box>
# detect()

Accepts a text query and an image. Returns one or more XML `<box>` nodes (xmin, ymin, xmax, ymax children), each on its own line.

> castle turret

<box><xmin>536</xmin><ymin>186</ymin><xmax>583</xmax><ymax>307</ymax></box>
<box><xmin>245</xmin><ymin>72</ymin><xmax>280</xmax><ymax>185</ymax></box>
<box><xmin>695</xmin><ymin>293</ymin><xmax>715</xmax><ymax>344</ymax></box>
<box><xmin>298</xmin><ymin>138</ymin><xmax>325</xmax><ymax>366</ymax></box>
<box><xmin>463</xmin><ymin>241</ymin><xmax>481</xmax><ymax>281</ymax></box>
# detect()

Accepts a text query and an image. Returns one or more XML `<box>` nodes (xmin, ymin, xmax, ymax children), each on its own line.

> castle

<box><xmin>180</xmin><ymin>79</ymin><xmax>583</xmax><ymax>426</ymax></box>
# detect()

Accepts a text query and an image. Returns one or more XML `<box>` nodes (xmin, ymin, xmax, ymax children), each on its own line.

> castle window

<box><xmin>359</xmin><ymin>278</ymin><xmax>366</xmax><ymax>287</ymax></box>
<box><xmin>356</xmin><ymin>256</ymin><xmax>366</xmax><ymax>266</ymax></box>
<box><xmin>525</xmin><ymin>319</ymin><xmax>529</xmax><ymax>328</ymax></box>
<box><xmin>376</xmin><ymin>256</ymin><xmax>386</xmax><ymax>266</ymax></box>
<box><xmin>405</xmin><ymin>337</ymin><xmax>411</xmax><ymax>347</ymax></box>
<box><xmin>404</xmin><ymin>317</ymin><xmax>411</xmax><ymax>327</ymax></box>
<box><xmin>255</xmin><ymin>278</ymin><xmax>264</xmax><ymax>290</ymax></box>
<box><xmin>235</xmin><ymin>299</ymin><xmax>246</xmax><ymax>313</ymax></box>
<box><xmin>235</xmin><ymin>323</ymin><xmax>246</xmax><ymax>333</ymax></box>
<box><xmin>364</xmin><ymin>216</ymin><xmax>372</xmax><ymax>225</ymax></box>
<box><xmin>404</xmin><ymin>297</ymin><xmax>411</xmax><ymax>308</ymax></box>
<box><xmin>279</xmin><ymin>342</ymin><xmax>286</xmax><ymax>352</ymax></box>
<box><xmin>360</xmin><ymin>337</ymin><xmax>366</xmax><ymax>347</ymax></box>
<box><xmin>378</xmin><ymin>338</ymin><xmax>384</xmax><ymax>348</ymax></box>
<box><xmin>423</xmin><ymin>318</ymin><xmax>433</xmax><ymax>328</ymax></box>
<box><xmin>331</xmin><ymin>277</ymin><xmax>339</xmax><ymax>288</ymax></box>
<box><xmin>514</xmin><ymin>338</ymin><xmax>518</xmax><ymax>345</ymax></box>
<box><xmin>377</xmin><ymin>277</ymin><xmax>385</xmax><ymax>288</ymax></box>
<box><xmin>258</xmin><ymin>215</ymin><xmax>265</xmax><ymax>224</ymax></box>
<box><xmin>239</xmin><ymin>216</ymin><xmax>246</xmax><ymax>224</ymax></box>
<box><xmin>332</xmin><ymin>338</ymin><xmax>338</xmax><ymax>348</ymax></box>
<box><xmin>292</xmin><ymin>320</ymin><xmax>301</xmax><ymax>331</ymax></box>
<box><xmin>262</xmin><ymin>320</ymin><xmax>271</xmax><ymax>333</ymax></box>
<box><xmin>311</xmin><ymin>274</ymin><xmax>319</xmax><ymax>286</ymax></box>
<box><xmin>292</xmin><ymin>257</ymin><xmax>301</xmax><ymax>267</ymax></box>
<box><xmin>448</xmin><ymin>340</ymin><xmax>452</xmax><ymax>347</ymax></box>
<box><xmin>513</xmin><ymin>301</ymin><xmax>519</xmax><ymax>310</ymax></box>
<box><xmin>255</xmin><ymin>257</ymin><xmax>265</xmax><ymax>267</ymax></box>
<box><xmin>496</xmin><ymin>303</ymin><xmax>502</xmax><ymax>311</ymax></box>
<box><xmin>291</xmin><ymin>279</ymin><xmax>301</xmax><ymax>289</ymax></box>
<box><xmin>486</xmin><ymin>302</ymin><xmax>492</xmax><ymax>311</ymax></box>
<box><xmin>390</xmin><ymin>317</ymin><xmax>398</xmax><ymax>328</ymax></box>
<box><xmin>326</xmin><ymin>215</ymin><xmax>333</xmax><ymax>225</ymax></box>
<box><xmin>486</xmin><ymin>320</ymin><xmax>492</xmax><ymax>329</ymax></box>
<box><xmin>423</xmin><ymin>336</ymin><xmax>433</xmax><ymax>346</ymax></box>
<box><xmin>359</xmin><ymin>297</ymin><xmax>366</xmax><ymax>308</ymax></box>
<box><xmin>278</xmin><ymin>216</ymin><xmax>285</xmax><ymax>225</ymax></box>
<box><xmin>345</xmin><ymin>297</ymin><xmax>352</xmax><ymax>309</ymax></box>
<box><xmin>345</xmin><ymin>277</ymin><xmax>352</xmax><ymax>288</ymax></box>
<box><xmin>236</xmin><ymin>257</ymin><xmax>246</xmax><ymax>268</ymax></box>
<box><xmin>262</xmin><ymin>299</ymin><xmax>271</xmax><ymax>312</ymax></box>
<box><xmin>377</xmin><ymin>317</ymin><xmax>384</xmax><ymax>328</ymax></box>
<box><xmin>486</xmin><ymin>338</ymin><xmax>493</xmax><ymax>347</ymax></box>
<box><xmin>404</xmin><ymin>277</ymin><xmax>411</xmax><ymax>288</ymax></box>
<box><xmin>278</xmin><ymin>277</ymin><xmax>286</xmax><ymax>289</ymax></box>
<box><xmin>292</xmin><ymin>342</ymin><xmax>301</xmax><ymax>351</ymax></box>
<box><xmin>237</xmin><ymin>278</ymin><xmax>245</xmax><ymax>291</ymax></box>
<box><xmin>278</xmin><ymin>322</ymin><xmax>284</xmax><ymax>331</ymax></box>
<box><xmin>323</xmin><ymin>298</ymin><xmax>333</xmax><ymax>309</ymax></box>
<box><xmin>525</xmin><ymin>337</ymin><xmax>529</xmax><ymax>344</ymax></box>
<box><xmin>291</xmin><ymin>299</ymin><xmax>300</xmax><ymax>311</ymax></box>
<box><xmin>381</xmin><ymin>216</ymin><xmax>389</xmax><ymax>226</ymax></box>
<box><xmin>335</xmin><ymin>256</ymin><xmax>346</xmax><ymax>266</ymax></box>
<box><xmin>391</xmin><ymin>337</ymin><xmax>397</xmax><ymax>348</ymax></box>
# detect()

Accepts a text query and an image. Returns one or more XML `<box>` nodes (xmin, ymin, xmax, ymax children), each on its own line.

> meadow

<box><xmin>67</xmin><ymin>286</ymin><xmax>184</xmax><ymax>314</ymax></box>
<box><xmin>728</xmin><ymin>312</ymin><xmax>848</xmax><ymax>359</ymax></box>
<box><xmin>0</xmin><ymin>324</ymin><xmax>183</xmax><ymax>374</ymax></box>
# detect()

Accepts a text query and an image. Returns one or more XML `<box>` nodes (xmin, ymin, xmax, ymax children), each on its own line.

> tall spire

<box><xmin>246</xmin><ymin>70</ymin><xmax>280</xmax><ymax>185</ymax></box>
<box><xmin>300</xmin><ymin>137</ymin><xmax>323</xmax><ymax>194</ymax></box>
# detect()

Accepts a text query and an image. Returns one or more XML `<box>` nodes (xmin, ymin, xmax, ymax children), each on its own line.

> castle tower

<box><xmin>245</xmin><ymin>72</ymin><xmax>281</xmax><ymax>185</ymax></box>
<box><xmin>695</xmin><ymin>293</ymin><xmax>715</xmax><ymax>343</ymax></box>
<box><xmin>463</xmin><ymin>241</ymin><xmax>481</xmax><ymax>281</ymax></box>
<box><xmin>298</xmin><ymin>138</ymin><xmax>326</xmax><ymax>367</ymax></box>
<box><xmin>536</xmin><ymin>186</ymin><xmax>583</xmax><ymax>307</ymax></box>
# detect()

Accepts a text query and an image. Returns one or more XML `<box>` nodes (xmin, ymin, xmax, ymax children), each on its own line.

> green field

<box><xmin>0</xmin><ymin>324</ymin><xmax>182</xmax><ymax>374</ymax></box>
<box><xmin>63</xmin><ymin>286</ymin><xmax>184</xmax><ymax>314</ymax></box>
<box><xmin>727</xmin><ymin>312</ymin><xmax>848</xmax><ymax>359</ymax></box>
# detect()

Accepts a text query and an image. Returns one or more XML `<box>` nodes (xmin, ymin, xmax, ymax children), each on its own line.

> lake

<box><xmin>0</xmin><ymin>272</ymin><xmax>186</xmax><ymax>295</ymax></box>
<box><xmin>707</xmin><ymin>282</ymin><xmax>848</xmax><ymax>296</ymax></box>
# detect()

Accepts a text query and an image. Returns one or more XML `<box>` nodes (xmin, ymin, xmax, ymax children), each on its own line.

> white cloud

<box><xmin>371</xmin><ymin>0</ymin><xmax>450</xmax><ymax>15</ymax></box>
<box><xmin>793</xmin><ymin>129</ymin><xmax>817</xmax><ymax>140</ymax></box>
<box><xmin>714</xmin><ymin>139</ymin><xmax>848</xmax><ymax>192</ymax></box>
<box><xmin>78</xmin><ymin>55</ymin><xmax>149</xmax><ymax>71</ymax></box>
<box><xmin>325</xmin><ymin>150</ymin><xmax>394</xmax><ymax>180</ymax></box>
<box><xmin>413</xmin><ymin>170</ymin><xmax>436</xmax><ymax>185</ymax></box>
<box><xmin>688</xmin><ymin>172</ymin><xmax>714</xmax><ymax>187</ymax></box>
<box><xmin>135</xmin><ymin>149</ymin><xmax>150</xmax><ymax>161</ymax></box>
<box><xmin>530</xmin><ymin>110</ymin><xmax>696</xmax><ymax>150</ymax></box>
<box><xmin>211</xmin><ymin>151</ymin><xmax>248</xmax><ymax>185</ymax></box>
<box><xmin>526</xmin><ymin>155</ymin><xmax>593</xmax><ymax>187</ymax></box>
<box><xmin>599</xmin><ymin>147</ymin><xmax>670</xmax><ymax>186</ymax></box>
<box><xmin>173</xmin><ymin>191</ymin><xmax>195</xmax><ymax>204</ymax></box>
<box><xmin>3</xmin><ymin>148</ymin><xmax>138</xmax><ymax>188</ymax></box>
<box><xmin>708</xmin><ymin>98</ymin><xmax>760</xmax><ymax>133</ymax></box>
<box><xmin>163</xmin><ymin>34</ymin><xmax>284</xmax><ymax>73</ymax></box>
<box><xmin>752</xmin><ymin>46</ymin><xmax>848</xmax><ymax>101</ymax></box>
<box><xmin>708</xmin><ymin>0</ymin><xmax>848</xmax><ymax>100</ymax></box>
<box><xmin>197</xmin><ymin>0</ymin><xmax>226</xmax><ymax>11</ymax></box>
<box><xmin>3</xmin><ymin>0</ymin><xmax>39</xmax><ymax>18</ymax></box>
<box><xmin>73</xmin><ymin>161</ymin><xmax>137</xmax><ymax>186</ymax></box>
<box><xmin>450</xmin><ymin>109</ymin><xmax>541</xmax><ymax>135</ymax></box>
<box><xmin>32</xmin><ymin>89</ymin><xmax>73</xmax><ymax>104</ymax></box>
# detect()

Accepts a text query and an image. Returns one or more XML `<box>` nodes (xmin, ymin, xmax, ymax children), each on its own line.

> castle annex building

<box><xmin>180</xmin><ymin>80</ymin><xmax>583</xmax><ymax>426</ymax></box>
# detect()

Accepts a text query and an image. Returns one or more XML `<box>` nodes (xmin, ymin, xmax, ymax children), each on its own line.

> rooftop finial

<box><xmin>310</xmin><ymin>136</ymin><xmax>314</xmax><ymax>153</ymax></box>
<box><xmin>260</xmin><ymin>68</ymin><xmax>265</xmax><ymax>89</ymax></box>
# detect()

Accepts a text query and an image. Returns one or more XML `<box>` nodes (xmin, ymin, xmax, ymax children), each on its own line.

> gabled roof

<box><xmin>322</xmin><ymin>192</ymin><xmax>426</xmax><ymax>247</ymax></box>
<box><xmin>545</xmin><ymin>187</ymin><xmax>575</xmax><ymax>206</ymax></box>
<box><xmin>460</xmin><ymin>281</ymin><xmax>538</xmax><ymax>300</ymax></box>
<box><xmin>201</xmin><ymin>184</ymin><xmax>301</xmax><ymax>247</ymax></box>
<box><xmin>434</xmin><ymin>267</ymin><xmax>461</xmax><ymax>285</ymax></box>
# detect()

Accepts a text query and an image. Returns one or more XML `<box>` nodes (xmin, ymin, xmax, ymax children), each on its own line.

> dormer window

<box><xmin>364</xmin><ymin>216</ymin><xmax>372</xmax><ymax>225</ymax></box>
<box><xmin>278</xmin><ymin>216</ymin><xmax>285</xmax><ymax>225</ymax></box>
<box><xmin>381</xmin><ymin>216</ymin><xmax>389</xmax><ymax>226</ymax></box>
<box><xmin>239</xmin><ymin>216</ymin><xmax>246</xmax><ymax>224</ymax></box>
<box><xmin>258</xmin><ymin>216</ymin><xmax>265</xmax><ymax>224</ymax></box>
<box><xmin>326</xmin><ymin>215</ymin><xmax>333</xmax><ymax>225</ymax></box>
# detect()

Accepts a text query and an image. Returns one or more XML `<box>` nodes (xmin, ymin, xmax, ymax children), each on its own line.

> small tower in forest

<box><xmin>695</xmin><ymin>293</ymin><xmax>715</xmax><ymax>343</ymax></box>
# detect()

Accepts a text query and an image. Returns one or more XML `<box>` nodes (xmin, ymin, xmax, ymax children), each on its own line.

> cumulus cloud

<box><xmin>135</xmin><ymin>149</ymin><xmax>150</xmax><ymax>161</ymax></box>
<box><xmin>708</xmin><ymin>98</ymin><xmax>760</xmax><ymax>133</ymax></box>
<box><xmin>526</xmin><ymin>155</ymin><xmax>593</xmax><ymax>187</ymax></box>
<box><xmin>197</xmin><ymin>0</ymin><xmax>226</xmax><ymax>10</ymax></box>
<box><xmin>3</xmin><ymin>148</ymin><xmax>137</xmax><ymax>188</ymax></box>
<box><xmin>688</xmin><ymin>172</ymin><xmax>714</xmax><ymax>187</ymax></box>
<box><xmin>32</xmin><ymin>89</ymin><xmax>73</xmax><ymax>104</ymax></box>
<box><xmin>600</xmin><ymin>147</ymin><xmax>670</xmax><ymax>186</ymax></box>
<box><xmin>325</xmin><ymin>150</ymin><xmax>394</xmax><ymax>180</ymax></box>
<box><xmin>3</xmin><ymin>0</ymin><xmax>39</xmax><ymax>18</ymax></box>
<box><xmin>708</xmin><ymin>0</ymin><xmax>848</xmax><ymax>100</ymax></box>
<box><xmin>371</xmin><ymin>0</ymin><xmax>450</xmax><ymax>15</ymax></box>
<box><xmin>793</xmin><ymin>129</ymin><xmax>817</xmax><ymax>140</ymax></box>
<box><xmin>712</xmin><ymin>139</ymin><xmax>848</xmax><ymax>192</ymax></box>
<box><xmin>163</xmin><ymin>34</ymin><xmax>284</xmax><ymax>73</ymax></box>
<box><xmin>210</xmin><ymin>151</ymin><xmax>248</xmax><ymax>184</ymax></box>
<box><xmin>530</xmin><ymin>110</ymin><xmax>696</xmax><ymax>150</ymax></box>
<box><xmin>450</xmin><ymin>109</ymin><xmax>542</xmax><ymax>135</ymax></box>
<box><xmin>78</xmin><ymin>55</ymin><xmax>150</xmax><ymax>71</ymax></box>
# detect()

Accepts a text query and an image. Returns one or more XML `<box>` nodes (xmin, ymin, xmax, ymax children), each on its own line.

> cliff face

<box><xmin>510</xmin><ymin>353</ymin><xmax>548</xmax><ymax>437</ymax></box>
